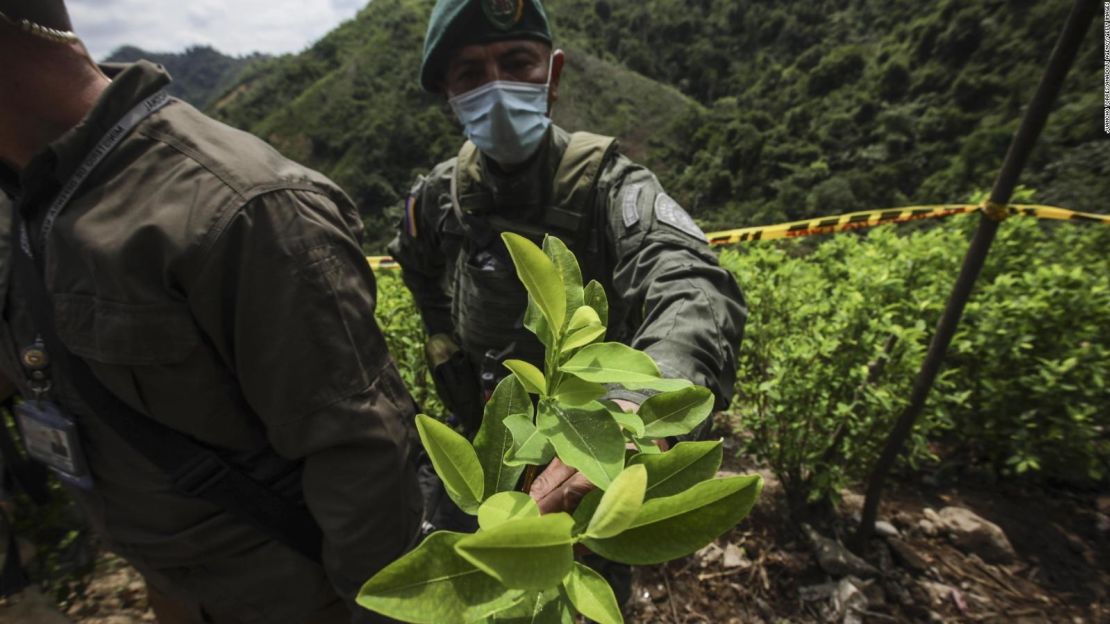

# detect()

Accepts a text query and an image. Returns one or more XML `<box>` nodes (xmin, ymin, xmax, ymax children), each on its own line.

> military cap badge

<box><xmin>482</xmin><ymin>0</ymin><xmax>524</xmax><ymax>30</ymax></box>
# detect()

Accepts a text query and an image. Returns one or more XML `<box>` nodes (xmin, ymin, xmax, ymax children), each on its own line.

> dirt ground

<box><xmin>29</xmin><ymin>453</ymin><xmax>1110</xmax><ymax>624</ymax></box>
<box><xmin>626</xmin><ymin>446</ymin><xmax>1109</xmax><ymax>624</ymax></box>
<box><xmin>626</xmin><ymin>483</ymin><xmax>1107</xmax><ymax>623</ymax></box>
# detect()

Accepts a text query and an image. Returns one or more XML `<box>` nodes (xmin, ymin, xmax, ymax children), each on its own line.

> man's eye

<box><xmin>452</xmin><ymin>71</ymin><xmax>481</xmax><ymax>88</ymax></box>
<box><xmin>502</xmin><ymin>61</ymin><xmax>535</xmax><ymax>78</ymax></box>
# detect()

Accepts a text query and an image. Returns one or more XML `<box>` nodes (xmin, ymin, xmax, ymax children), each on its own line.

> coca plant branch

<box><xmin>357</xmin><ymin>232</ymin><xmax>762</xmax><ymax>623</ymax></box>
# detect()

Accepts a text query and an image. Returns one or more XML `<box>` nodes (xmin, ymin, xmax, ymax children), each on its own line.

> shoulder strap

<box><xmin>551</xmin><ymin>131</ymin><xmax>618</xmax><ymax>217</ymax></box>
<box><xmin>10</xmin><ymin>233</ymin><xmax>323</xmax><ymax>564</ymax></box>
<box><xmin>547</xmin><ymin>132</ymin><xmax>618</xmax><ymax>265</ymax></box>
<box><xmin>450</xmin><ymin>143</ymin><xmax>497</xmax><ymax>250</ymax></box>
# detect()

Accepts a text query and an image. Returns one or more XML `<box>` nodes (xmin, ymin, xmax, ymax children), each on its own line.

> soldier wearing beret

<box><xmin>390</xmin><ymin>0</ymin><xmax>748</xmax><ymax>581</ymax></box>
<box><xmin>0</xmin><ymin>2</ymin><xmax>422</xmax><ymax>622</ymax></box>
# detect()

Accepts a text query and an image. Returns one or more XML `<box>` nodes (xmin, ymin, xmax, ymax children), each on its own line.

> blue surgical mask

<box><xmin>448</xmin><ymin>59</ymin><xmax>553</xmax><ymax>166</ymax></box>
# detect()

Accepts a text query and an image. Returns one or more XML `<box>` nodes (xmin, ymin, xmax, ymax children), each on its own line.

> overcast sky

<box><xmin>68</xmin><ymin>0</ymin><xmax>367</xmax><ymax>60</ymax></box>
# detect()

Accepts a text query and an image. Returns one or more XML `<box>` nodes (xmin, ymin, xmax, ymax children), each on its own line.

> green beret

<box><xmin>421</xmin><ymin>0</ymin><xmax>552</xmax><ymax>92</ymax></box>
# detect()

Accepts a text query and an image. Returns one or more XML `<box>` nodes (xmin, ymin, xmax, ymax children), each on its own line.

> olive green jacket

<box><xmin>389</xmin><ymin>126</ymin><xmax>746</xmax><ymax>411</ymax></box>
<box><xmin>0</xmin><ymin>62</ymin><xmax>420</xmax><ymax>623</ymax></box>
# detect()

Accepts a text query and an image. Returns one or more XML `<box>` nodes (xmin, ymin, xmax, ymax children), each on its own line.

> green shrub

<box><xmin>723</xmin><ymin>225</ymin><xmax>957</xmax><ymax>507</ymax></box>
<box><xmin>375</xmin><ymin>272</ymin><xmax>444</xmax><ymax>419</ymax></box>
<box><xmin>722</xmin><ymin>216</ymin><xmax>1109</xmax><ymax>506</ymax></box>
<box><xmin>936</xmin><ymin>218</ymin><xmax>1110</xmax><ymax>482</ymax></box>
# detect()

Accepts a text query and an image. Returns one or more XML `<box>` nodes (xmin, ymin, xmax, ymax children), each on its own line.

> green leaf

<box><xmin>504</xmin><ymin>359</ymin><xmax>547</xmax><ymax>396</ymax></box>
<box><xmin>503</xmin><ymin>413</ymin><xmax>555</xmax><ymax>467</ymax></box>
<box><xmin>493</xmin><ymin>589</ymin><xmax>574</xmax><ymax>623</ymax></box>
<box><xmin>631</xmin><ymin>437</ymin><xmax>663</xmax><ymax>454</ymax></box>
<box><xmin>571</xmin><ymin>490</ymin><xmax>603</xmax><ymax>535</ymax></box>
<box><xmin>503</xmin><ymin>232</ymin><xmax>566</xmax><ymax>335</ymax></box>
<box><xmin>639</xmin><ymin>386</ymin><xmax>715</xmax><ymax>438</ymax></box>
<box><xmin>455</xmin><ymin>514</ymin><xmax>576</xmax><ymax>590</ymax></box>
<box><xmin>357</xmin><ymin>531</ymin><xmax>520</xmax><ymax>623</ymax></box>
<box><xmin>550</xmin><ymin>375</ymin><xmax>606</xmax><ymax>406</ymax></box>
<box><xmin>474</xmin><ymin>376</ymin><xmax>532</xmax><ymax>496</ymax></box>
<box><xmin>583</xmin><ymin>280</ymin><xmax>609</xmax><ymax>328</ymax></box>
<box><xmin>524</xmin><ymin>298</ymin><xmax>554</xmax><ymax>349</ymax></box>
<box><xmin>561</xmin><ymin>563</ymin><xmax>623</xmax><ymax>624</ymax></box>
<box><xmin>562</xmin><ymin>324</ymin><xmax>607</xmax><ymax>352</ymax></box>
<box><xmin>582</xmin><ymin>474</ymin><xmax>763</xmax><ymax>564</ymax></box>
<box><xmin>629</xmin><ymin>441</ymin><xmax>723</xmax><ymax>499</ymax></box>
<box><xmin>586</xmin><ymin>464</ymin><xmax>646</xmax><ymax>539</ymax></box>
<box><xmin>566</xmin><ymin>306</ymin><xmax>600</xmax><ymax>333</ymax></box>
<box><xmin>560</xmin><ymin>343</ymin><xmax>692</xmax><ymax>391</ymax></box>
<box><xmin>543</xmin><ymin>235</ymin><xmax>584</xmax><ymax>317</ymax></box>
<box><xmin>562</xmin><ymin>306</ymin><xmax>606</xmax><ymax>351</ymax></box>
<box><xmin>536</xmin><ymin>400</ymin><xmax>625</xmax><ymax>490</ymax></box>
<box><xmin>604</xmin><ymin>403</ymin><xmax>645</xmax><ymax>437</ymax></box>
<box><xmin>416</xmin><ymin>414</ymin><xmax>483</xmax><ymax>514</ymax></box>
<box><xmin>479</xmin><ymin>491</ymin><xmax>540</xmax><ymax>530</ymax></box>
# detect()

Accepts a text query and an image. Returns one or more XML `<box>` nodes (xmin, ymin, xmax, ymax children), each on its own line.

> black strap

<box><xmin>10</xmin><ymin>214</ymin><xmax>323</xmax><ymax>564</ymax></box>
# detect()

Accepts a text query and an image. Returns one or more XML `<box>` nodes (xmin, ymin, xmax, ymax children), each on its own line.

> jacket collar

<box><xmin>18</xmin><ymin>61</ymin><xmax>171</xmax><ymax>207</ymax></box>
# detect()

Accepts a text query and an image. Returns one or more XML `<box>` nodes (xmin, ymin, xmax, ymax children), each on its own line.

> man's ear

<box><xmin>547</xmin><ymin>48</ymin><xmax>565</xmax><ymax>112</ymax></box>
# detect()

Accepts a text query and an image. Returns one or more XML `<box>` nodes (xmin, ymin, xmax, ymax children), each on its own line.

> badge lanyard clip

<box><xmin>19</xmin><ymin>337</ymin><xmax>52</xmax><ymax>400</ymax></box>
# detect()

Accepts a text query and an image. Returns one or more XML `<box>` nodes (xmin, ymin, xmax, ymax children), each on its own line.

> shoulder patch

<box><xmin>654</xmin><ymin>193</ymin><xmax>706</xmax><ymax>242</ymax></box>
<box><xmin>621</xmin><ymin>184</ymin><xmax>643</xmax><ymax>228</ymax></box>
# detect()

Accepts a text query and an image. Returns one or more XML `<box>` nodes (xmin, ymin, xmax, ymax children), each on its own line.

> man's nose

<box><xmin>482</xmin><ymin>60</ymin><xmax>504</xmax><ymax>84</ymax></box>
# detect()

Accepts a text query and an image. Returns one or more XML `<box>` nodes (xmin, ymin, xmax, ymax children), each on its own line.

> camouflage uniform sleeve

<box><xmin>603</xmin><ymin>165</ymin><xmax>748</xmax><ymax>416</ymax></box>
<box><xmin>187</xmin><ymin>188</ymin><xmax>421</xmax><ymax>621</ymax></box>
<box><xmin>387</xmin><ymin>166</ymin><xmax>454</xmax><ymax>336</ymax></box>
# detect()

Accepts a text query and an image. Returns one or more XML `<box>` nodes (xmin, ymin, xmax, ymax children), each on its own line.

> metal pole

<box><xmin>854</xmin><ymin>0</ymin><xmax>1098</xmax><ymax>552</ymax></box>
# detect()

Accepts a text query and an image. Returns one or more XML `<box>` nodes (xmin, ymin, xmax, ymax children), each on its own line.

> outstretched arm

<box><xmin>607</xmin><ymin>168</ymin><xmax>748</xmax><ymax>414</ymax></box>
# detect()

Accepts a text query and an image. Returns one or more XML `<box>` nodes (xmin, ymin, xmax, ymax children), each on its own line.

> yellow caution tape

<box><xmin>368</xmin><ymin>256</ymin><xmax>400</xmax><ymax>271</ymax></box>
<box><xmin>705</xmin><ymin>203</ymin><xmax>1110</xmax><ymax>246</ymax></box>
<box><xmin>367</xmin><ymin>203</ymin><xmax>1109</xmax><ymax>268</ymax></box>
<box><xmin>1005</xmin><ymin>204</ymin><xmax>1110</xmax><ymax>225</ymax></box>
<box><xmin>705</xmin><ymin>204</ymin><xmax>979</xmax><ymax>245</ymax></box>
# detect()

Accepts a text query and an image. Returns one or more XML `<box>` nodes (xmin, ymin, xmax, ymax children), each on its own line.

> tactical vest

<box><xmin>447</xmin><ymin>131</ymin><xmax>618</xmax><ymax>375</ymax></box>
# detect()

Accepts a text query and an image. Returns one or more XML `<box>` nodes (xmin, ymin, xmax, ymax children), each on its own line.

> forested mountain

<box><xmin>207</xmin><ymin>0</ymin><xmax>1105</xmax><ymax>251</ymax></box>
<box><xmin>105</xmin><ymin>45</ymin><xmax>267</xmax><ymax>109</ymax></box>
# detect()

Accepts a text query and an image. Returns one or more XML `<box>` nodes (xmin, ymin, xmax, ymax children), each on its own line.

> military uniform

<box><xmin>0</xmin><ymin>62</ymin><xmax>421</xmax><ymax>623</ymax></box>
<box><xmin>389</xmin><ymin>125</ymin><xmax>747</xmax><ymax>416</ymax></box>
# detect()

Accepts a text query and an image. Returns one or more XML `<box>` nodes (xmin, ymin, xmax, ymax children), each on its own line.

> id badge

<box><xmin>14</xmin><ymin>400</ymin><xmax>94</xmax><ymax>490</ymax></box>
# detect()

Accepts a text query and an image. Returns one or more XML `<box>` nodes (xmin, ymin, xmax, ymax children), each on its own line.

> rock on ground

<box><xmin>935</xmin><ymin>506</ymin><xmax>1017</xmax><ymax>564</ymax></box>
<box><xmin>801</xmin><ymin>523</ymin><xmax>879</xmax><ymax>578</ymax></box>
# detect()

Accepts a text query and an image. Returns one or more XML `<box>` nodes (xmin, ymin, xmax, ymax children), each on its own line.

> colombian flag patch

<box><xmin>404</xmin><ymin>196</ymin><xmax>418</xmax><ymax>238</ymax></box>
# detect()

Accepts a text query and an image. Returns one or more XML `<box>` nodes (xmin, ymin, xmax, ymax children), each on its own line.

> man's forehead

<box><xmin>448</xmin><ymin>39</ymin><xmax>549</xmax><ymax>65</ymax></box>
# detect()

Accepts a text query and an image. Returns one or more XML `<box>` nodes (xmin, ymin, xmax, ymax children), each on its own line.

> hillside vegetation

<box><xmin>105</xmin><ymin>45</ymin><xmax>267</xmax><ymax>110</ymax></box>
<box><xmin>551</xmin><ymin>0</ymin><xmax>1106</xmax><ymax>230</ymax></box>
<box><xmin>207</xmin><ymin>0</ymin><xmax>1104</xmax><ymax>252</ymax></box>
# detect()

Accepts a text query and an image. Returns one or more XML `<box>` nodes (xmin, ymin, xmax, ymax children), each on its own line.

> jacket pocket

<box><xmin>53</xmin><ymin>294</ymin><xmax>200</xmax><ymax>365</ymax></box>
